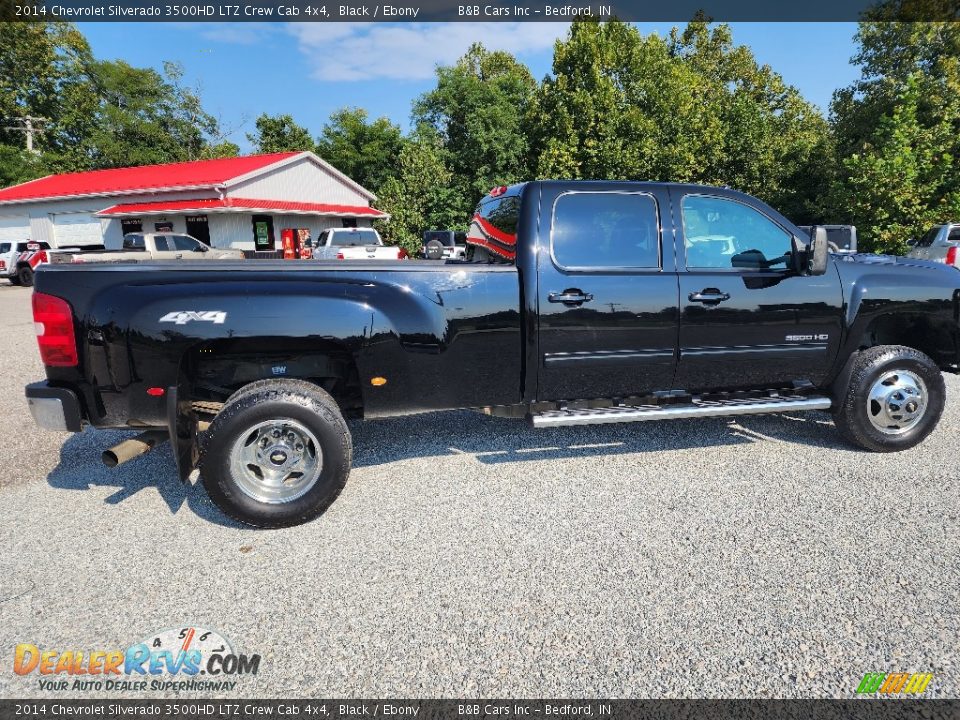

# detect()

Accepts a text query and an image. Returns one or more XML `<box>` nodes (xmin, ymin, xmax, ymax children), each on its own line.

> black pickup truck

<box><xmin>25</xmin><ymin>181</ymin><xmax>960</xmax><ymax>527</ymax></box>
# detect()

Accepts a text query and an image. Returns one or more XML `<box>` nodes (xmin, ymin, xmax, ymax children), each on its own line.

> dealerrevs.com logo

<box><xmin>14</xmin><ymin>626</ymin><xmax>260</xmax><ymax>692</ymax></box>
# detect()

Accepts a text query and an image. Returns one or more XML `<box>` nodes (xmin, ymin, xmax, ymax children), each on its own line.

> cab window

<box><xmin>682</xmin><ymin>195</ymin><xmax>792</xmax><ymax>270</ymax></box>
<box><xmin>551</xmin><ymin>192</ymin><xmax>660</xmax><ymax>269</ymax></box>
<box><xmin>170</xmin><ymin>234</ymin><xmax>201</xmax><ymax>251</ymax></box>
<box><xmin>123</xmin><ymin>234</ymin><xmax>146</xmax><ymax>250</ymax></box>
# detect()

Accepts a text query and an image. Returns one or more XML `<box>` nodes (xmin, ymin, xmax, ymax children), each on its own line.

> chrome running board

<box><xmin>530</xmin><ymin>395</ymin><xmax>832</xmax><ymax>429</ymax></box>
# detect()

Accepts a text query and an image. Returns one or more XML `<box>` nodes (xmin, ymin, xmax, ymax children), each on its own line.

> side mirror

<box><xmin>906</xmin><ymin>237</ymin><xmax>917</xmax><ymax>247</ymax></box>
<box><xmin>806</xmin><ymin>226</ymin><xmax>829</xmax><ymax>276</ymax></box>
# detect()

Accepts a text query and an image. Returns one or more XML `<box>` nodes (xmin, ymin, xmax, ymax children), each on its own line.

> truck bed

<box><xmin>35</xmin><ymin>259</ymin><xmax>522</xmax><ymax>427</ymax></box>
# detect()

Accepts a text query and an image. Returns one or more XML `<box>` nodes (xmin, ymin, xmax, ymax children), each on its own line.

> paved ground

<box><xmin>0</xmin><ymin>282</ymin><xmax>957</xmax><ymax>699</ymax></box>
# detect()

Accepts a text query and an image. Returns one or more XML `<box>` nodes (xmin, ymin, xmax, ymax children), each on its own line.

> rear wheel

<box><xmin>8</xmin><ymin>272</ymin><xmax>21</xmax><ymax>286</ymax></box>
<box><xmin>16</xmin><ymin>266</ymin><xmax>32</xmax><ymax>287</ymax></box>
<box><xmin>833</xmin><ymin>345</ymin><xmax>945</xmax><ymax>452</ymax></box>
<box><xmin>200</xmin><ymin>379</ymin><xmax>351</xmax><ymax>527</ymax></box>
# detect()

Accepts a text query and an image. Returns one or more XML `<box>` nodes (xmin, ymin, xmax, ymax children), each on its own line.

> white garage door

<box><xmin>52</xmin><ymin>212</ymin><xmax>104</xmax><ymax>247</ymax></box>
<box><xmin>0</xmin><ymin>215</ymin><xmax>30</xmax><ymax>244</ymax></box>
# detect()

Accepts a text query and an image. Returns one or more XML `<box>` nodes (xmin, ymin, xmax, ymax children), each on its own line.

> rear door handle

<box><xmin>548</xmin><ymin>290</ymin><xmax>594</xmax><ymax>305</ymax></box>
<box><xmin>688</xmin><ymin>290</ymin><xmax>730</xmax><ymax>305</ymax></box>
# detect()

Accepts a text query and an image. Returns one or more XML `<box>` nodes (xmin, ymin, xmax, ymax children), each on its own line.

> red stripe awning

<box><xmin>97</xmin><ymin>197</ymin><xmax>389</xmax><ymax>219</ymax></box>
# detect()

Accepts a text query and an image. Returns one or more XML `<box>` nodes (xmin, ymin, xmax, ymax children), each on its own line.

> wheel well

<box><xmin>858</xmin><ymin>314</ymin><xmax>958</xmax><ymax>368</ymax></box>
<box><xmin>183</xmin><ymin>338</ymin><xmax>364</xmax><ymax>417</ymax></box>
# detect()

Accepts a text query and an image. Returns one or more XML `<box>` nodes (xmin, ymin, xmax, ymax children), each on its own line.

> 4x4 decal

<box><xmin>159</xmin><ymin>311</ymin><xmax>227</xmax><ymax>325</ymax></box>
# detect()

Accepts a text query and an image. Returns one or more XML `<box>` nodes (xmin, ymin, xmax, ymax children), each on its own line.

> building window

<box><xmin>341</xmin><ymin>218</ymin><xmax>357</xmax><ymax>228</ymax></box>
<box><xmin>186</xmin><ymin>215</ymin><xmax>210</xmax><ymax>246</ymax></box>
<box><xmin>155</xmin><ymin>221</ymin><xmax>174</xmax><ymax>232</ymax></box>
<box><xmin>120</xmin><ymin>218</ymin><xmax>142</xmax><ymax>235</ymax></box>
<box><xmin>251</xmin><ymin>214</ymin><xmax>275</xmax><ymax>250</ymax></box>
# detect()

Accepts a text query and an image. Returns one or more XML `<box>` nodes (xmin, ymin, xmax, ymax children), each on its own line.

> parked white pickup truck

<box><xmin>69</xmin><ymin>233</ymin><xmax>243</xmax><ymax>263</ymax></box>
<box><xmin>310</xmin><ymin>228</ymin><xmax>407</xmax><ymax>260</ymax></box>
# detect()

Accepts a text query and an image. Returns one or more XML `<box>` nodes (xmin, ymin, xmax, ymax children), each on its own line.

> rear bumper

<box><xmin>25</xmin><ymin>381</ymin><xmax>84</xmax><ymax>432</ymax></box>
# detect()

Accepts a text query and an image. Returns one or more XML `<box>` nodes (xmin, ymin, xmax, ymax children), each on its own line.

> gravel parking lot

<box><xmin>0</xmin><ymin>281</ymin><xmax>957</xmax><ymax>699</ymax></box>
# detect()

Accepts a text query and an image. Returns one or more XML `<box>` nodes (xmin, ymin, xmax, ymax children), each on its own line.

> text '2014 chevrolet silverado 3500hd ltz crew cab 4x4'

<box><xmin>24</xmin><ymin>181</ymin><xmax>960</xmax><ymax>527</ymax></box>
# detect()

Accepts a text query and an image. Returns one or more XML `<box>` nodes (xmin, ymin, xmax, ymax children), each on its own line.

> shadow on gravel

<box><xmin>349</xmin><ymin>407</ymin><xmax>850</xmax><ymax>469</ymax></box>
<box><xmin>42</xmin><ymin>408</ymin><xmax>848</xmax><ymax>524</ymax></box>
<box><xmin>44</xmin><ymin>429</ymin><xmax>243</xmax><ymax>528</ymax></box>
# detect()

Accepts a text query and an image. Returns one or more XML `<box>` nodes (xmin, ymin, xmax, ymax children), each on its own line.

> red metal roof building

<box><xmin>0</xmin><ymin>152</ymin><xmax>388</xmax><ymax>250</ymax></box>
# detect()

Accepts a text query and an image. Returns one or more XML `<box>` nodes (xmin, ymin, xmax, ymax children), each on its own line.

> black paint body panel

<box><xmin>30</xmin><ymin>181</ymin><xmax>960</xmax><ymax>430</ymax></box>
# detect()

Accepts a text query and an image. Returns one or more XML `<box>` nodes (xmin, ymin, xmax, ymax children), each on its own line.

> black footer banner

<box><xmin>3</xmin><ymin>700</ymin><xmax>960</xmax><ymax>720</ymax></box>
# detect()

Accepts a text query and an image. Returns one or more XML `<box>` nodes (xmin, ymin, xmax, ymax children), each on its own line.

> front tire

<box><xmin>833</xmin><ymin>345</ymin><xmax>945</xmax><ymax>452</ymax></box>
<box><xmin>200</xmin><ymin>379</ymin><xmax>351</xmax><ymax>528</ymax></box>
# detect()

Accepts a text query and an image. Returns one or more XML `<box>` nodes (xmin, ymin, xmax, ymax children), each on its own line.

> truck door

<box><xmin>536</xmin><ymin>187</ymin><xmax>679</xmax><ymax>401</ymax></box>
<box><xmin>672</xmin><ymin>190</ymin><xmax>844</xmax><ymax>391</ymax></box>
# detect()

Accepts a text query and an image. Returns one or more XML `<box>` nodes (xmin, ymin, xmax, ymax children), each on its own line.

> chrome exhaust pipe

<box><xmin>102</xmin><ymin>430</ymin><xmax>169</xmax><ymax>468</ymax></box>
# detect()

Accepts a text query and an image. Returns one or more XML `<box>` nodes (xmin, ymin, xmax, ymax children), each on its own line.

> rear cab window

<box><xmin>330</xmin><ymin>230</ymin><xmax>379</xmax><ymax>246</ymax></box>
<box><xmin>550</xmin><ymin>192</ymin><xmax>660</xmax><ymax>270</ymax></box>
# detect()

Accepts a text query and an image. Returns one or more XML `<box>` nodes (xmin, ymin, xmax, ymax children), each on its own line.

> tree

<box><xmin>200</xmin><ymin>141</ymin><xmax>241</xmax><ymax>159</ymax></box>
<box><xmin>81</xmin><ymin>59</ymin><xmax>220</xmax><ymax>168</ymax></box>
<box><xmin>316</xmin><ymin>108</ymin><xmax>403</xmax><ymax>192</ymax></box>
<box><xmin>530</xmin><ymin>20</ymin><xmax>828</xmax><ymax>221</ymax></box>
<box><xmin>247</xmin><ymin>113</ymin><xmax>314</xmax><ymax>154</ymax></box>
<box><xmin>0</xmin><ymin>23</ymin><xmax>232</xmax><ymax>183</ymax></box>
<box><xmin>0</xmin><ymin>22</ymin><xmax>96</xmax><ymax>179</ymax></box>
<box><xmin>828</xmin><ymin>12</ymin><xmax>960</xmax><ymax>252</ymax></box>
<box><xmin>414</xmin><ymin>43</ymin><xmax>536</xmax><ymax>219</ymax></box>
<box><xmin>375</xmin><ymin>128</ymin><xmax>460</xmax><ymax>256</ymax></box>
<box><xmin>838</xmin><ymin>75</ymin><xmax>959</xmax><ymax>254</ymax></box>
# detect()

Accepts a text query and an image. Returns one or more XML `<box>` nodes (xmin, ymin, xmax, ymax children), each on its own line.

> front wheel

<box><xmin>200</xmin><ymin>379</ymin><xmax>351</xmax><ymax>528</ymax></box>
<box><xmin>833</xmin><ymin>345</ymin><xmax>945</xmax><ymax>452</ymax></box>
<box><xmin>16</xmin><ymin>266</ymin><xmax>33</xmax><ymax>287</ymax></box>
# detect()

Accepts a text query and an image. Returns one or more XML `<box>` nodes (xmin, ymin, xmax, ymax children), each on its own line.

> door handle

<box><xmin>548</xmin><ymin>290</ymin><xmax>594</xmax><ymax>306</ymax></box>
<box><xmin>688</xmin><ymin>290</ymin><xmax>730</xmax><ymax>305</ymax></box>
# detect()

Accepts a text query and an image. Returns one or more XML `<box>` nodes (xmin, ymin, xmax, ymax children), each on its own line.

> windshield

<box><xmin>0</xmin><ymin>243</ymin><xmax>9</xmax><ymax>254</ymax></box>
<box><xmin>330</xmin><ymin>230</ymin><xmax>380</xmax><ymax>246</ymax></box>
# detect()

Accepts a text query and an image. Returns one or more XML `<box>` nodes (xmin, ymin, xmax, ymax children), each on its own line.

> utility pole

<box><xmin>2</xmin><ymin>116</ymin><xmax>47</xmax><ymax>153</ymax></box>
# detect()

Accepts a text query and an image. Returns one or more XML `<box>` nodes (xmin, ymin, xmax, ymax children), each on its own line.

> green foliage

<box><xmin>414</xmin><ymin>43</ymin><xmax>536</xmax><ymax>219</ymax></box>
<box><xmin>247</xmin><ymin>113</ymin><xmax>315</xmax><ymax>154</ymax></box>
<box><xmin>79</xmin><ymin>59</ymin><xmax>220</xmax><ymax>168</ymax></box>
<box><xmin>829</xmin><ymin>13</ymin><xmax>960</xmax><ymax>253</ymax></box>
<box><xmin>316</xmin><ymin>108</ymin><xmax>404</xmax><ymax>191</ymax></box>
<box><xmin>0</xmin><ymin>22</ymin><xmax>231</xmax><ymax>184</ymax></box>
<box><xmin>530</xmin><ymin>20</ymin><xmax>828</xmax><ymax>221</ymax></box>
<box><xmin>200</xmin><ymin>141</ymin><xmax>241</xmax><ymax>159</ymax></box>
<box><xmin>374</xmin><ymin>128</ymin><xmax>460</xmax><ymax>257</ymax></box>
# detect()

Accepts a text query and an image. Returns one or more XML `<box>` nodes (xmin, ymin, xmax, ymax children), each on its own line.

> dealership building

<box><xmin>0</xmin><ymin>151</ymin><xmax>388</xmax><ymax>250</ymax></box>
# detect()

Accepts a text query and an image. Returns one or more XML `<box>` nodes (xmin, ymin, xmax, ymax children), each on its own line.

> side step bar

<box><xmin>530</xmin><ymin>395</ymin><xmax>832</xmax><ymax>429</ymax></box>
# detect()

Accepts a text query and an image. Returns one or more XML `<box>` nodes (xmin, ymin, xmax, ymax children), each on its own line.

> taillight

<box><xmin>336</xmin><ymin>252</ymin><xmax>344</xmax><ymax>260</ymax></box>
<box><xmin>398</xmin><ymin>248</ymin><xmax>408</xmax><ymax>259</ymax></box>
<box><xmin>947</xmin><ymin>246</ymin><xmax>958</xmax><ymax>266</ymax></box>
<box><xmin>33</xmin><ymin>292</ymin><xmax>78</xmax><ymax>367</ymax></box>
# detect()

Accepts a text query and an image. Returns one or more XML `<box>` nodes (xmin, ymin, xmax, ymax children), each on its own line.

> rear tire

<box><xmin>17</xmin><ymin>266</ymin><xmax>33</xmax><ymax>287</ymax></box>
<box><xmin>200</xmin><ymin>379</ymin><xmax>351</xmax><ymax>528</ymax></box>
<box><xmin>832</xmin><ymin>345</ymin><xmax>944</xmax><ymax>452</ymax></box>
<box><xmin>8</xmin><ymin>273</ymin><xmax>21</xmax><ymax>286</ymax></box>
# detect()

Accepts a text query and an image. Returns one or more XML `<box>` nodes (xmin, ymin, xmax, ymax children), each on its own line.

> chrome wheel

<box><xmin>866</xmin><ymin>369</ymin><xmax>928</xmax><ymax>435</ymax></box>
<box><xmin>229</xmin><ymin>419</ymin><xmax>323</xmax><ymax>504</ymax></box>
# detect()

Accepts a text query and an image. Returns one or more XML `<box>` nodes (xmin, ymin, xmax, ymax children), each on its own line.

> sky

<box><xmin>79</xmin><ymin>21</ymin><xmax>862</xmax><ymax>152</ymax></box>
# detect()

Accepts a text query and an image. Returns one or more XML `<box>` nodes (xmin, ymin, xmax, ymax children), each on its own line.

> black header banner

<box><xmin>4</xmin><ymin>700</ymin><xmax>960</xmax><ymax>720</ymax></box>
<box><xmin>4</xmin><ymin>0</ymin><xmax>960</xmax><ymax>22</ymax></box>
